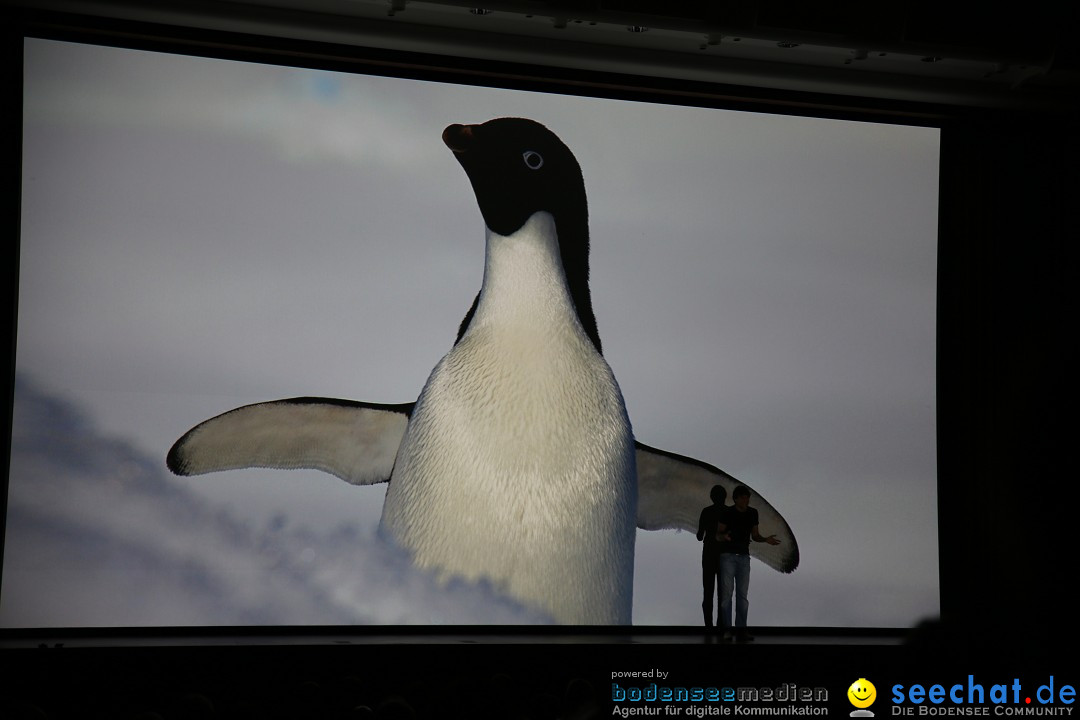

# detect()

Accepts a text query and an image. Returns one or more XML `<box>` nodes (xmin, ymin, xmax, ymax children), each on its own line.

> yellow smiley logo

<box><xmin>848</xmin><ymin>679</ymin><xmax>877</xmax><ymax>709</ymax></box>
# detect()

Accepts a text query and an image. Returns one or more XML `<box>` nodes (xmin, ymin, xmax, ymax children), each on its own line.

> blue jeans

<box><xmin>702</xmin><ymin>550</ymin><xmax>721</xmax><ymax>626</ymax></box>
<box><xmin>719</xmin><ymin>553</ymin><xmax>750</xmax><ymax>628</ymax></box>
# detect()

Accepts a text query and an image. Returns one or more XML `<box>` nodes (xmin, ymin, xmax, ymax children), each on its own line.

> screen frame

<box><xmin>2</xmin><ymin>6</ymin><xmax>1057</xmax><ymax>645</ymax></box>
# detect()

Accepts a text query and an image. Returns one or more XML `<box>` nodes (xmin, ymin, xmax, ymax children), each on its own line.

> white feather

<box><xmin>380</xmin><ymin>212</ymin><xmax>637</xmax><ymax>624</ymax></box>
<box><xmin>635</xmin><ymin>444</ymin><xmax>799</xmax><ymax>573</ymax></box>
<box><xmin>169</xmin><ymin>400</ymin><xmax>409</xmax><ymax>485</ymax></box>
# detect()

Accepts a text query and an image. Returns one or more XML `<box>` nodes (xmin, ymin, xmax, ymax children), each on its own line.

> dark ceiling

<box><xmin>9</xmin><ymin>0</ymin><xmax>1079</xmax><ymax>112</ymax></box>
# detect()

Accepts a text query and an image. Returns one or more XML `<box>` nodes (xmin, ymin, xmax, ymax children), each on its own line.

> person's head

<box><xmin>732</xmin><ymin>486</ymin><xmax>751</xmax><ymax>510</ymax></box>
<box><xmin>709</xmin><ymin>485</ymin><xmax>727</xmax><ymax>505</ymax></box>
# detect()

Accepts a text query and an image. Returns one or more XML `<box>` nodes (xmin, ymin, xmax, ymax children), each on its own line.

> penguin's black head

<box><xmin>444</xmin><ymin>117</ymin><xmax>602</xmax><ymax>354</ymax></box>
<box><xmin>443</xmin><ymin>118</ymin><xmax>586</xmax><ymax>238</ymax></box>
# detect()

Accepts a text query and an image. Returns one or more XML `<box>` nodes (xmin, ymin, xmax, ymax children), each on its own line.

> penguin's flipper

<box><xmin>634</xmin><ymin>441</ymin><xmax>800</xmax><ymax>573</ymax></box>
<box><xmin>168</xmin><ymin>398</ymin><xmax>414</xmax><ymax>485</ymax></box>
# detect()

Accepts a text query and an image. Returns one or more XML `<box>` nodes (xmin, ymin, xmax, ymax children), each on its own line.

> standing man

<box><xmin>719</xmin><ymin>485</ymin><xmax>781</xmax><ymax>642</ymax></box>
<box><xmin>696</xmin><ymin>485</ymin><xmax>729</xmax><ymax>629</ymax></box>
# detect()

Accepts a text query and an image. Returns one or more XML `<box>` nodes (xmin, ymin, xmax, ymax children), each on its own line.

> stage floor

<box><xmin>1</xmin><ymin>626</ymin><xmax>908</xmax><ymax>648</ymax></box>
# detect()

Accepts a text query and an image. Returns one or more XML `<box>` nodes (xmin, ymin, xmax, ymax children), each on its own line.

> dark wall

<box><xmin>938</xmin><ymin>115</ymin><xmax>1073</xmax><ymax>648</ymax></box>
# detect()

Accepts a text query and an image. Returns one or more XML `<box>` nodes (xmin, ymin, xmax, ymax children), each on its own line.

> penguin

<box><xmin>167</xmin><ymin>117</ymin><xmax>799</xmax><ymax>625</ymax></box>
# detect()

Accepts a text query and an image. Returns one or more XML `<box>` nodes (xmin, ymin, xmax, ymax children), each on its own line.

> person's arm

<box><xmin>696</xmin><ymin>509</ymin><xmax>709</xmax><ymax>541</ymax></box>
<box><xmin>751</xmin><ymin>524</ymin><xmax>781</xmax><ymax>546</ymax></box>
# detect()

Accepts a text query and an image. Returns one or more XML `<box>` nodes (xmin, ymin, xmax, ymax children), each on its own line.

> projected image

<box><xmin>3</xmin><ymin>38</ymin><xmax>940</xmax><ymax>627</ymax></box>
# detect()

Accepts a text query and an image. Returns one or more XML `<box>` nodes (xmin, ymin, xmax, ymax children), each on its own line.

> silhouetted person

<box><xmin>719</xmin><ymin>485</ymin><xmax>780</xmax><ymax>642</ymax></box>
<box><xmin>696</xmin><ymin>485</ymin><xmax>729</xmax><ymax>629</ymax></box>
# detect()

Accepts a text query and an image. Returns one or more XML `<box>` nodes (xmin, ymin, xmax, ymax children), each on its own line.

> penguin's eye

<box><xmin>522</xmin><ymin>150</ymin><xmax>544</xmax><ymax>170</ymax></box>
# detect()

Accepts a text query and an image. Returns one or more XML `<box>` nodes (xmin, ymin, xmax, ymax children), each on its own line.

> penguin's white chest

<box><xmin>379</xmin><ymin>212</ymin><xmax>637</xmax><ymax>624</ymax></box>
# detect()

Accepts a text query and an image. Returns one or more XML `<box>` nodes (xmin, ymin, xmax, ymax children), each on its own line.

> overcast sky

<box><xmin>3</xmin><ymin>37</ymin><xmax>940</xmax><ymax>628</ymax></box>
